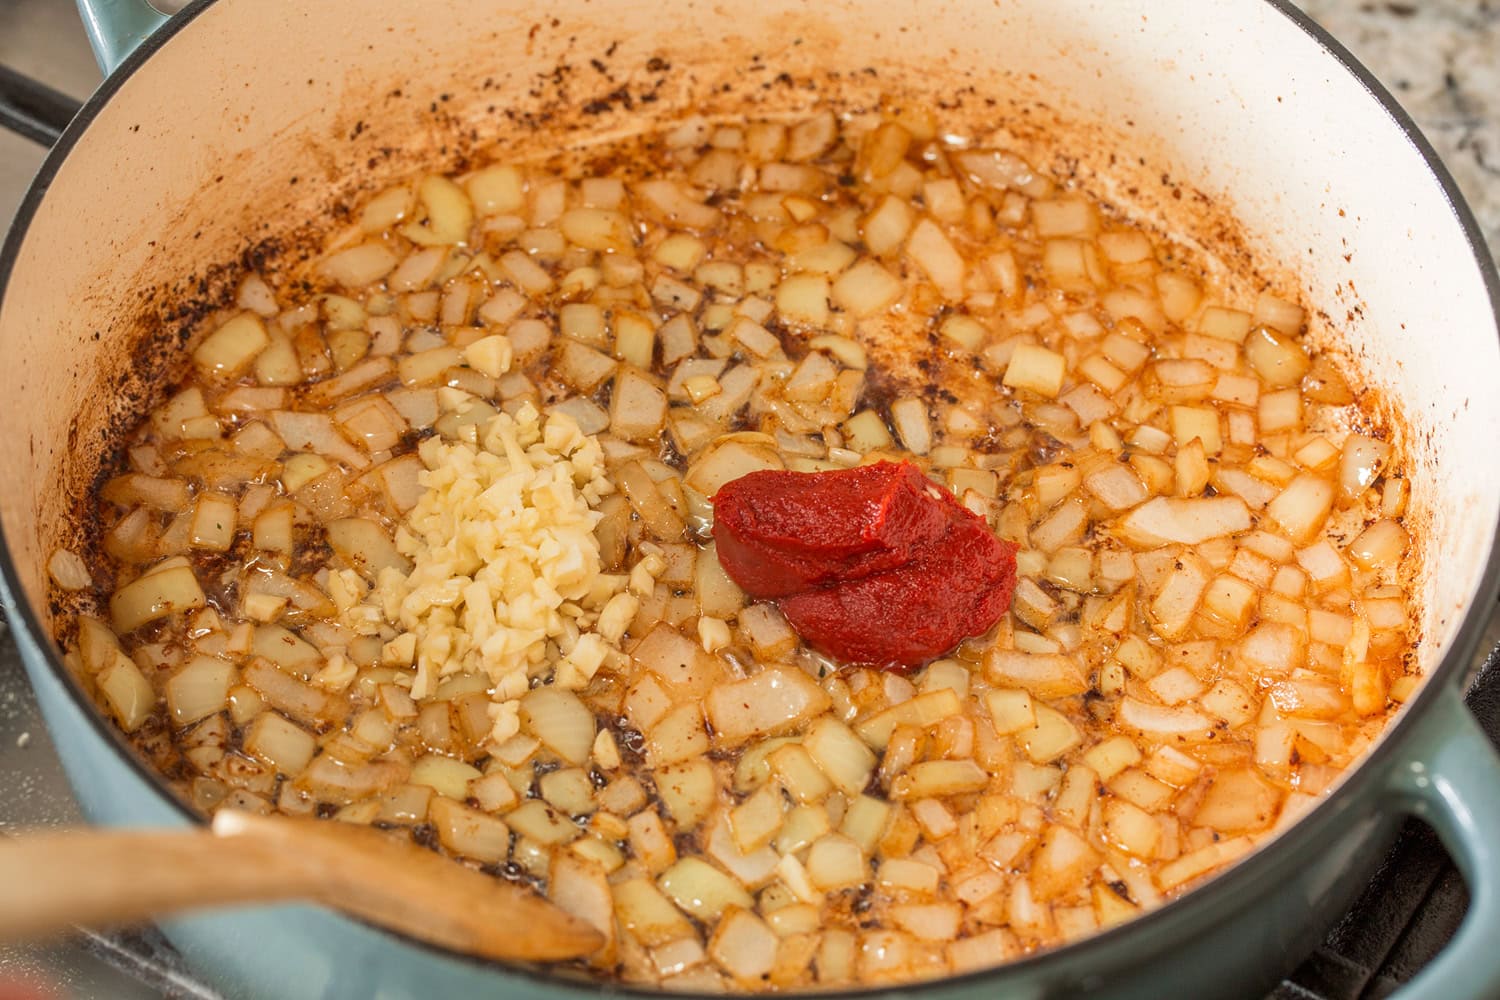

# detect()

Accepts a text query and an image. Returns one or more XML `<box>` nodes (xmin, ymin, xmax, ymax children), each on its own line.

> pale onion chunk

<box><xmin>560</xmin><ymin>207</ymin><xmax>634</xmax><ymax>252</ymax></box>
<box><xmin>1019</xmin><ymin>705</ymin><xmax>1083</xmax><ymax>764</ymax></box>
<box><xmin>236</xmin><ymin>273</ymin><xmax>279</xmax><ymax>316</ymax></box>
<box><xmin>807</xmin><ymin>335</ymin><xmax>867</xmax><ymax>371</ymax></box>
<box><xmin>1347</xmin><ymin>519</ymin><xmax>1408</xmax><ymax>570</ymax></box>
<box><xmin>685</xmin><ymin>438</ymin><xmax>783</xmax><ymax>497</ymax></box>
<box><xmin>785</xmin><ymin>110</ymin><xmax>836</xmax><ymax>161</ymax></box>
<box><xmin>244</xmin><ymin>711</ymin><xmax>317</xmax><ymax>775</ymax></box>
<box><xmin>96</xmin><ymin>650</ymin><xmax>156</xmax><ymax>732</ymax></box>
<box><xmin>614</xmin><ymin>311</ymin><xmax>656</xmax><ymax>368</ymax></box>
<box><xmin>48</xmin><ymin>548</ymin><xmax>92</xmax><ymax>591</ymax></box>
<box><xmin>1236</xmin><ymin>622</ymin><xmax>1304</xmax><ymax>677</ymax></box>
<box><xmin>254</xmin><ymin>333</ymin><xmax>303</xmax><ymax>386</ymax></box>
<box><xmin>549</xmin><ymin>396</ymin><xmax>610</xmax><ymax>437</ymax></box>
<box><xmin>659</xmin><ymin>857</ymin><xmax>753</xmax><ymax>920</ymax></box>
<box><xmin>165</xmin><ymin>654</ymin><xmax>234</xmax><ymax>727</ymax></box>
<box><xmin>325</xmin><ymin>518</ymin><xmax>410</xmax><ymax>582</ymax></box>
<box><xmin>889</xmin><ymin>398</ymin><xmax>933</xmax><ymax>455</ymax></box>
<box><xmin>636</xmin><ymin>180</ymin><xmax>721</xmax><ymax>231</ymax></box>
<box><xmin>984</xmin><ymin>689</ymin><xmax>1037</xmax><ymax>736</ymax></box>
<box><xmin>317</xmin><ymin>242</ymin><xmax>397</xmax><ymax>287</ymax></box>
<box><xmin>905</xmin><ymin>219</ymin><xmax>966</xmax><ymax>295</ymax></box>
<box><xmin>1169</xmin><ymin>405</ymin><xmax>1222</xmax><ymax>455</ymax></box>
<box><xmin>1265</xmin><ymin>474</ymin><xmax>1336</xmax><ymax>544</ymax></box>
<box><xmin>1338</xmin><ymin>434</ymin><xmax>1391</xmax><ymax>501</ymax></box>
<box><xmin>1117</xmin><ymin>698</ymin><xmax>1216</xmax><ymax>742</ymax></box>
<box><xmin>645</xmin><ymin>704</ymin><xmax>711</xmax><ymax>767</ymax></box>
<box><xmin>706</xmin><ymin>667</ymin><xmax>832</xmax><ymax>746</ymax></box>
<box><xmin>1032</xmin><ymin>198</ymin><xmax>1097</xmax><ymax>238</ymax></box>
<box><xmin>892</xmin><ymin>759</ymin><xmax>989</xmax><ymax>797</ymax></box>
<box><xmin>404</xmin><ymin>175</ymin><xmax>473</xmax><ymax>246</ymax></box>
<box><xmin>389</xmin><ymin>246</ymin><xmax>447</xmax><ymax>292</ymax></box>
<box><xmin>805</xmin><ymin>834</ymin><xmax>866</xmax><ymax>891</ymax></box>
<box><xmin>188</xmin><ymin>493</ymin><xmax>237</xmax><ymax>552</ymax></box>
<box><xmin>654</xmin><ymin>759</ymin><xmax>716</xmax><ymax>831</ymax></box>
<box><xmin>802</xmin><ymin>717</ymin><xmax>876</xmax><ymax>795</ymax></box>
<box><xmin>830</xmin><ymin>259</ymin><xmax>903</xmax><ymax>317</ymax></box>
<box><xmin>633</xmin><ymin>623</ymin><xmax>719</xmax><ymax>695</ymax></box>
<box><xmin>862</xmin><ymin>196</ymin><xmax>915</xmax><ymax>257</ymax></box>
<box><xmin>193</xmin><ymin>313</ymin><xmax>269</xmax><ymax>378</ymax></box>
<box><xmin>271</xmin><ymin>411</ymin><xmax>369</xmax><ymax>469</ymax></box>
<box><xmin>613</xmin><ymin>878</ymin><xmax>696</xmax><ymax>947</ymax></box>
<box><xmin>521</xmin><ymin>687</ymin><xmax>597</xmax><ymax>766</ymax></box>
<box><xmin>466</xmin><ymin>165</ymin><xmax>525</xmax><ymax>216</ymax></box>
<box><xmin>1157</xmin><ymin>836</ymin><xmax>1256</xmax><ymax>892</ymax></box>
<box><xmin>1117</xmin><ymin>496</ymin><xmax>1251</xmax><ymax>547</ymax></box>
<box><xmin>499</xmin><ymin>249</ymin><xmax>554</xmax><ymax>295</ymax></box>
<box><xmin>954</xmin><ymin>148</ymin><xmax>1036</xmax><ymax>190</ymax></box>
<box><xmin>432</xmin><ymin>796</ymin><xmax>511</xmax><ymax>864</ymax></box>
<box><xmin>555</xmin><ymin>340</ymin><xmax>618</xmax><ymax>393</ymax></box>
<box><xmin>708</xmin><ymin>907</ymin><xmax>779</xmax><ymax>984</ymax></box>
<box><xmin>110</xmin><ymin>564</ymin><xmax>206</xmax><ymax>633</ymax></box>
<box><xmin>1252</xmin><ymin>292</ymin><xmax>1305</xmax><ymax>334</ymax></box>
<box><xmin>334</xmin><ymin>394</ymin><xmax>407</xmax><ymax>453</ymax></box>
<box><xmin>984</xmin><ymin>650</ymin><xmax>1089</xmax><ymax>699</ymax></box>
<box><xmin>616</xmin><ymin>461</ymin><xmax>687</xmax><ymax>541</ymax></box>
<box><xmin>703</xmin><ymin>812</ymin><xmax>778</xmax><ymax>888</ymax></box>
<box><xmin>134</xmin><ymin>445</ymin><xmax>197</xmax><ymax>490</ymax></box>
<box><xmin>610</xmin><ymin>370</ymin><xmax>669</xmax><ymax>443</ymax></box>
<box><xmin>359</xmin><ymin>185</ymin><xmax>413</xmax><ymax>233</ymax></box>
<box><xmin>1149</xmin><ymin>554</ymin><xmax>1211</xmax><ymax>640</ymax></box>
<box><xmin>250</xmin><ymin>624</ymin><xmax>321</xmax><ymax>677</ymax></box>
<box><xmin>550</xmin><ymin>852</ymin><xmax>616</xmax><ymax>952</ymax></box>
<box><xmin>1243</xmin><ymin>325</ymin><xmax>1311</xmax><ymax>387</ymax></box>
<box><xmin>843</xmin><ymin>410</ymin><xmax>893</xmax><ymax>453</ymax></box>
<box><xmin>217</xmin><ymin>386</ymin><xmax>285</xmax><ymax>415</ymax></box>
<box><xmin>1083</xmin><ymin>464</ymin><xmax>1149</xmax><ymax>511</ymax></box>
<box><xmin>1002</xmin><ymin>344</ymin><xmax>1067</xmax><ymax>398</ymax></box>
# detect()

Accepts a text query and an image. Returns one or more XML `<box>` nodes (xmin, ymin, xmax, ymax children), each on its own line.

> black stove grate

<box><xmin>1271</xmin><ymin>631</ymin><xmax>1500</xmax><ymax>1000</ymax></box>
<box><xmin>0</xmin><ymin>64</ymin><xmax>80</xmax><ymax>148</ymax></box>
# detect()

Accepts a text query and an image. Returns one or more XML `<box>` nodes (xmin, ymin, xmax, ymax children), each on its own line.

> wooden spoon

<box><xmin>0</xmin><ymin>809</ymin><xmax>603</xmax><ymax>962</ymax></box>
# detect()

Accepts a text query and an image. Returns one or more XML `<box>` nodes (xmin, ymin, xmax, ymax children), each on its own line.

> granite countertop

<box><xmin>1299</xmin><ymin>0</ymin><xmax>1500</xmax><ymax>254</ymax></box>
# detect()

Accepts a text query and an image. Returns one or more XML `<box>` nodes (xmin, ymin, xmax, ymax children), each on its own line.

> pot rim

<box><xmin>0</xmin><ymin>0</ymin><xmax>1497</xmax><ymax>995</ymax></box>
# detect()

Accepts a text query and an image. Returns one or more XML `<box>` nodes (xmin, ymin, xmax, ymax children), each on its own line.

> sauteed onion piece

<box><xmin>59</xmin><ymin>105</ymin><xmax>1418</xmax><ymax>991</ymax></box>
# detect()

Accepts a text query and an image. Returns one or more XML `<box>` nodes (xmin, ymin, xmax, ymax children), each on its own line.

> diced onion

<box><xmin>48</xmin><ymin>548</ymin><xmax>92</xmax><ymax>591</ymax></box>
<box><xmin>65</xmin><ymin>105</ymin><xmax>1420</xmax><ymax>993</ymax></box>
<box><xmin>1338</xmin><ymin>434</ymin><xmax>1390</xmax><ymax>501</ymax></box>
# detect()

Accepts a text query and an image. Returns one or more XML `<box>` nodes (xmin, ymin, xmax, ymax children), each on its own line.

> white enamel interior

<box><xmin>0</xmin><ymin>0</ymin><xmax>1495</xmax><ymax>770</ymax></box>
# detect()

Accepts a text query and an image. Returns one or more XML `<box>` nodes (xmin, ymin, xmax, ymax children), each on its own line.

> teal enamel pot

<box><xmin>0</xmin><ymin>0</ymin><xmax>1498</xmax><ymax>997</ymax></box>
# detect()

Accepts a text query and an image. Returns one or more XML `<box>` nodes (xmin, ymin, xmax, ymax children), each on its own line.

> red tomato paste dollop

<box><xmin>711</xmin><ymin>461</ymin><xmax>1018</xmax><ymax>671</ymax></box>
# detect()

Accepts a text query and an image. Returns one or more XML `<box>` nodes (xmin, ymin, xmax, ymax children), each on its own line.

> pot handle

<box><xmin>1386</xmin><ymin>682</ymin><xmax>1500</xmax><ymax>999</ymax></box>
<box><xmin>74</xmin><ymin>0</ymin><xmax>179</xmax><ymax>76</ymax></box>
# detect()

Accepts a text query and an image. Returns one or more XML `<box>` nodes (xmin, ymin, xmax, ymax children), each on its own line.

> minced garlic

<box><xmin>344</xmin><ymin>400</ymin><xmax>657</xmax><ymax>745</ymax></box>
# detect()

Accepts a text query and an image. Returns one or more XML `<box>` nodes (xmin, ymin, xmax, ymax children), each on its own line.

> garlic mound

<box><xmin>354</xmin><ymin>401</ymin><xmax>648</xmax><ymax>744</ymax></box>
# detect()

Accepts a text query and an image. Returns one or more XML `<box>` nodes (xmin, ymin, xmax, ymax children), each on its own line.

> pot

<box><xmin>1</xmin><ymin>1</ymin><xmax>1498</xmax><ymax>997</ymax></box>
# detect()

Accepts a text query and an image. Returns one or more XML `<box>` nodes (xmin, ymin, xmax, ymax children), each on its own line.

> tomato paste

<box><xmin>712</xmin><ymin>461</ymin><xmax>1018</xmax><ymax>670</ymax></box>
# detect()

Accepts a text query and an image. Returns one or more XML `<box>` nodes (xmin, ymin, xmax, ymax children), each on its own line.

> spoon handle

<box><xmin>0</xmin><ymin>825</ymin><xmax>300</xmax><ymax>939</ymax></box>
<box><xmin>0</xmin><ymin>811</ymin><xmax>604</xmax><ymax>962</ymax></box>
